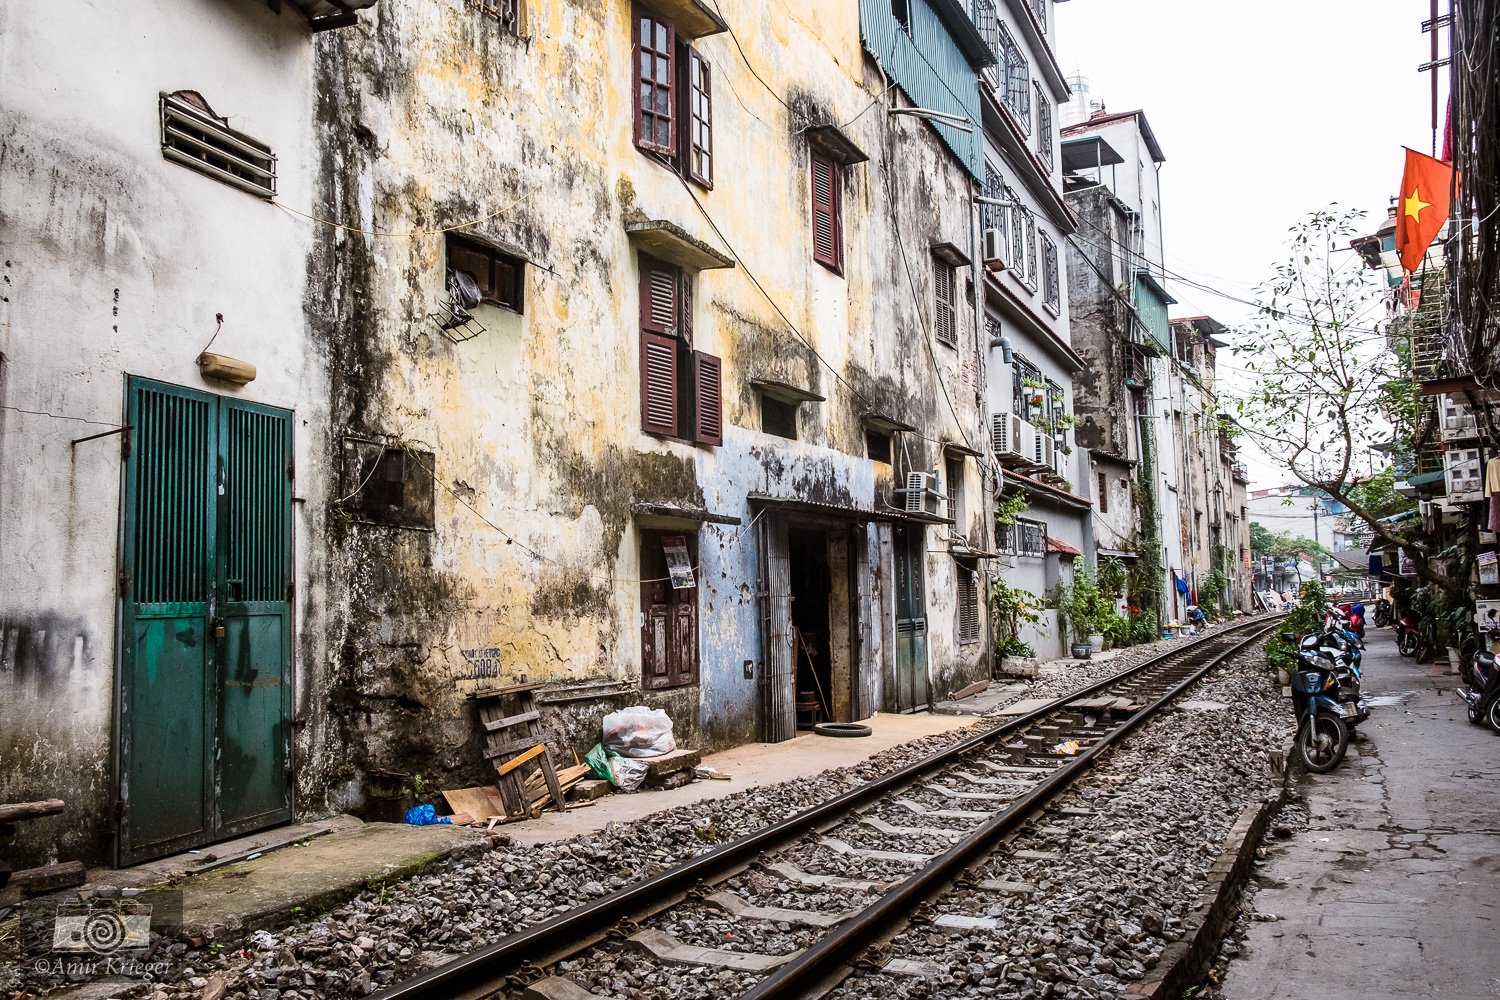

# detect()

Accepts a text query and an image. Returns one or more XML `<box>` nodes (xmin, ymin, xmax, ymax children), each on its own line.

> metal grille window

<box><xmin>1031</xmin><ymin>0</ymin><xmax>1047</xmax><ymax>33</ymax></box>
<box><xmin>1035</xmin><ymin>83</ymin><xmax>1054</xmax><ymax>172</ymax></box>
<box><xmin>1016</xmin><ymin>518</ymin><xmax>1047</xmax><ymax>557</ymax></box>
<box><xmin>1041</xmin><ymin>233</ymin><xmax>1060</xmax><ymax>312</ymax></box>
<box><xmin>470</xmin><ymin>0</ymin><xmax>519</xmax><ymax>31</ymax></box>
<box><xmin>160</xmin><ymin>93</ymin><xmax>275</xmax><ymax>197</ymax></box>
<box><xmin>997</xmin><ymin>22</ymin><xmax>1030</xmax><ymax>133</ymax></box>
<box><xmin>973</xmin><ymin>0</ymin><xmax>1000</xmax><ymax>89</ymax></box>
<box><xmin>956</xmin><ymin>560</ymin><xmax>980</xmax><ymax>644</ymax></box>
<box><xmin>1013</xmin><ymin>354</ymin><xmax>1042</xmax><ymax>416</ymax></box>
<box><xmin>981</xmin><ymin>161</ymin><xmax>1006</xmax><ymax>233</ymax></box>
<box><xmin>1024</xmin><ymin>212</ymin><xmax>1038</xmax><ymax>289</ymax></box>
<box><xmin>1007</xmin><ymin>187</ymin><xmax>1027</xmax><ymax>283</ymax></box>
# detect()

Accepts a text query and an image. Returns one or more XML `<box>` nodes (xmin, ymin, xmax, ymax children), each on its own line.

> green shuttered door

<box><xmin>119</xmin><ymin>378</ymin><xmax>292</xmax><ymax>864</ymax></box>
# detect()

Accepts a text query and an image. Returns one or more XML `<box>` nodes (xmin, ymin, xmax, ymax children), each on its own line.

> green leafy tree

<box><xmin>1231</xmin><ymin>207</ymin><xmax>1456</xmax><ymax>594</ymax></box>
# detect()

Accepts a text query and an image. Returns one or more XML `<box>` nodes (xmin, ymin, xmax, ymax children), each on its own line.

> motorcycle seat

<box><xmin>1477</xmin><ymin>651</ymin><xmax>1496</xmax><ymax>669</ymax></box>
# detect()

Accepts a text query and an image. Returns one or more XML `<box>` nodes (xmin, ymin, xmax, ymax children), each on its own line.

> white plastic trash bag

<box><xmin>602</xmin><ymin>705</ymin><xmax>676</xmax><ymax>758</ymax></box>
<box><xmin>608</xmin><ymin>755</ymin><xmax>649</xmax><ymax>792</ymax></box>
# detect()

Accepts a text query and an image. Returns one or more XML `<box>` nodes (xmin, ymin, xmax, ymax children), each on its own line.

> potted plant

<box><xmin>1056</xmin><ymin>566</ymin><xmax>1104</xmax><ymax>657</ymax></box>
<box><xmin>991</xmin><ymin>578</ymin><xmax>1042</xmax><ymax>676</ymax></box>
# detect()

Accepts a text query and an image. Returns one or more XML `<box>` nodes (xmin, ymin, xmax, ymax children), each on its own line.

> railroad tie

<box><xmin>948</xmin><ymin>768</ymin><xmax>1037</xmax><ymax>789</ymax></box>
<box><xmin>522</xmin><ymin>978</ymin><xmax>616</xmax><ymax>1000</ymax></box>
<box><xmin>628</xmin><ymin>928</ymin><xmax>798</xmax><ymax>972</ymax></box>
<box><xmin>892</xmin><ymin>798</ymin><xmax>989</xmax><ymax>820</ymax></box>
<box><xmin>764</xmin><ymin>861</ymin><xmax>891</xmax><ymax>893</ymax></box>
<box><xmin>883</xmin><ymin>958</ymin><xmax>945</xmax><ymax>978</ymax></box>
<box><xmin>975</xmin><ymin>878</ymin><xmax>1040</xmax><ymax>895</ymax></box>
<box><xmin>859</xmin><ymin>815</ymin><xmax>965</xmax><ymax>841</ymax></box>
<box><xmin>819</xmin><ymin>836</ymin><xmax>933</xmax><ymax>864</ymax></box>
<box><xmin>972</xmin><ymin>761</ymin><xmax>1052</xmax><ymax>775</ymax></box>
<box><xmin>924</xmin><ymin>782</ymin><xmax>1015</xmax><ymax>802</ymax></box>
<box><xmin>703</xmin><ymin>890</ymin><xmax>852</xmax><ymax>927</ymax></box>
<box><xmin>932</xmin><ymin>913</ymin><xmax>1002</xmax><ymax>932</ymax></box>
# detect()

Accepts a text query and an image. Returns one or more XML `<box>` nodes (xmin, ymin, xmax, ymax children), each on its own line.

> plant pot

<box><xmin>1070</xmin><ymin>641</ymin><xmax>1093</xmax><ymax>659</ymax></box>
<box><xmin>999</xmin><ymin>655</ymin><xmax>1040</xmax><ymax>678</ymax></box>
<box><xmin>1087</xmin><ymin>633</ymin><xmax>1105</xmax><ymax>654</ymax></box>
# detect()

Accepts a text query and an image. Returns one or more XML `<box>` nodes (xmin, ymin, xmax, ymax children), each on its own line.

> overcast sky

<box><xmin>1054</xmin><ymin>0</ymin><xmax>1441</xmax><ymax>487</ymax></box>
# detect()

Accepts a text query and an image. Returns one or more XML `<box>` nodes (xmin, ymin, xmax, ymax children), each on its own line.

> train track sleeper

<box><xmin>521</xmin><ymin>977</ymin><xmax>613</xmax><ymax>1000</ymax></box>
<box><xmin>701</xmin><ymin>891</ymin><xmax>853</xmax><ymax>928</ymax></box>
<box><xmin>628</xmin><ymin>929</ymin><xmax>796</xmax><ymax>972</ymax></box>
<box><xmin>858</xmin><ymin>816</ymin><xmax>966</xmax><ymax>840</ymax></box>
<box><xmin>763</xmin><ymin>862</ymin><xmax>890</xmax><ymax>893</ymax></box>
<box><xmin>891</xmin><ymin>799</ymin><xmax>987</xmax><ymax>820</ymax></box>
<box><xmin>817</xmin><ymin>836</ymin><xmax>932</xmax><ymax>863</ymax></box>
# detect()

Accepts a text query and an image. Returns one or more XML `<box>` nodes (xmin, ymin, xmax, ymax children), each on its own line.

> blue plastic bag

<box><xmin>404</xmin><ymin>803</ymin><xmax>451</xmax><ymax>826</ymax></box>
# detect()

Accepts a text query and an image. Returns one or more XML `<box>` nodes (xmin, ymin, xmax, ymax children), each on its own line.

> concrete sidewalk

<box><xmin>1218</xmin><ymin>629</ymin><xmax>1500</xmax><ymax>1000</ymax></box>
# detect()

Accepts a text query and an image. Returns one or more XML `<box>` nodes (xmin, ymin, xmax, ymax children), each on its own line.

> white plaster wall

<box><xmin>0</xmin><ymin>0</ymin><xmax>328</xmax><ymax>864</ymax></box>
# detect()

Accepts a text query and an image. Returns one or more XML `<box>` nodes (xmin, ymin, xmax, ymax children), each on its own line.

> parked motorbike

<box><xmin>1458</xmin><ymin>648</ymin><xmax>1500</xmax><ymax>733</ymax></box>
<box><xmin>1373</xmin><ymin>597</ymin><xmax>1393</xmax><ymax>628</ymax></box>
<box><xmin>1394</xmin><ymin>610</ymin><xmax>1423</xmax><ymax>658</ymax></box>
<box><xmin>1285</xmin><ymin>631</ymin><xmax>1354</xmax><ymax>772</ymax></box>
<box><xmin>1305</xmin><ymin>629</ymin><xmax>1369</xmax><ymax>729</ymax></box>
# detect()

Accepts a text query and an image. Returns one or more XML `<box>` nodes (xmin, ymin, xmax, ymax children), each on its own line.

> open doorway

<box><xmin>788</xmin><ymin>527</ymin><xmax>833</xmax><ymax>728</ymax></box>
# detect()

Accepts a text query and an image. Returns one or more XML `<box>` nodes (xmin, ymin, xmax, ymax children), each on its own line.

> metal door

<box><xmin>118</xmin><ymin>378</ymin><xmax>292</xmax><ymax>864</ymax></box>
<box><xmin>892</xmin><ymin>524</ymin><xmax>929</xmax><ymax>713</ymax></box>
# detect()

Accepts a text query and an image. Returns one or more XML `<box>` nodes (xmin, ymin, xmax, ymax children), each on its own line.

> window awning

<box><xmin>280</xmin><ymin>0</ymin><xmax>380</xmax><ymax>31</ymax></box>
<box><xmin>749</xmin><ymin>493</ymin><xmax>895</xmax><ymax>523</ymax></box>
<box><xmin>625</xmin><ymin>220</ymin><xmax>735</xmax><ymax>271</ymax></box>
<box><xmin>751</xmin><ymin>379</ymin><xmax>824</xmax><ymax>403</ymax></box>
<box><xmin>1097</xmin><ymin>547</ymin><xmax>1138</xmax><ymax>560</ymax></box>
<box><xmin>631</xmin><ymin>502</ymin><xmax>741</xmax><ymax>527</ymax></box>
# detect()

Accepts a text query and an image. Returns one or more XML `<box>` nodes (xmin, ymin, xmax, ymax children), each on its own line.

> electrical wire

<box><xmin>270</xmin><ymin>184</ymin><xmax>540</xmax><ymax>238</ymax></box>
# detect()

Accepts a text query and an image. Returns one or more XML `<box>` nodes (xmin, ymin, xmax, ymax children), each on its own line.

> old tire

<box><xmin>813</xmin><ymin>722</ymin><xmax>873</xmax><ymax>738</ymax></box>
<box><xmin>1488</xmin><ymin>698</ymin><xmax>1500</xmax><ymax>736</ymax></box>
<box><xmin>1296</xmin><ymin>712</ymin><xmax>1348</xmax><ymax>773</ymax></box>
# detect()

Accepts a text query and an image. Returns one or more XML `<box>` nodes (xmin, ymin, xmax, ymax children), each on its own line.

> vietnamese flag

<box><xmin>1396</xmin><ymin>147</ymin><xmax>1455</xmax><ymax>273</ymax></box>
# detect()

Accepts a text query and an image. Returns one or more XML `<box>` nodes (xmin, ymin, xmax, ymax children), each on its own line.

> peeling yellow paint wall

<box><xmin>309</xmin><ymin>0</ymin><xmax>991</xmax><ymax>793</ymax></box>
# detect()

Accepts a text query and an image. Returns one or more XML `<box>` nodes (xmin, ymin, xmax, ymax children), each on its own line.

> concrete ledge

<box><xmin>1126</xmin><ymin>795</ymin><xmax>1281</xmax><ymax>998</ymax></box>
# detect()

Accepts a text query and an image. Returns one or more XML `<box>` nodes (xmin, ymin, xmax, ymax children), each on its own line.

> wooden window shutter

<box><xmin>957</xmin><ymin>563</ymin><xmax>980</xmax><ymax>643</ymax></box>
<box><xmin>682</xmin><ymin>48</ymin><xmax>713</xmax><ymax>187</ymax></box>
<box><xmin>642</xmin><ymin>589</ymin><xmax>672</xmax><ymax>689</ymax></box>
<box><xmin>692</xmin><ymin>351</ymin><xmax>723</xmax><ymax>446</ymax></box>
<box><xmin>640</xmin><ymin>331</ymin><xmax>679</xmax><ymax>435</ymax></box>
<box><xmin>934</xmin><ymin>262</ymin><xmax>956</xmax><ymax>346</ymax></box>
<box><xmin>810</xmin><ymin>152</ymin><xmax>841</xmax><ymax>270</ymax></box>
<box><xmin>633</xmin><ymin>9</ymin><xmax>676</xmax><ymax>156</ymax></box>
<box><xmin>639</xmin><ymin>256</ymin><xmax>679</xmax><ymax>334</ymax></box>
<box><xmin>669</xmin><ymin>599</ymin><xmax>698</xmax><ymax>686</ymax></box>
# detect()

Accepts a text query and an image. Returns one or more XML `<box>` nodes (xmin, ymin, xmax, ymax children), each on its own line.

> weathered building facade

<box><xmin>2</xmin><ymin>0</ymin><xmax>1089</xmax><ymax>868</ymax></box>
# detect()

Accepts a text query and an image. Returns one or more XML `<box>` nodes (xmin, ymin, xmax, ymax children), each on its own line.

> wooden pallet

<box><xmin>471</xmin><ymin>681</ymin><xmax>566</xmax><ymax>821</ymax></box>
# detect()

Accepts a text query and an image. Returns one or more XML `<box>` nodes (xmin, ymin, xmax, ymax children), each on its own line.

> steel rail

<box><xmin>742</xmin><ymin>621</ymin><xmax>1281</xmax><ymax>999</ymax></box>
<box><xmin>371</xmin><ymin>618</ymin><xmax>1280</xmax><ymax>1000</ymax></box>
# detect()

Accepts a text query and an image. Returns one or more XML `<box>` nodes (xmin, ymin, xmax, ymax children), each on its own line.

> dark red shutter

<box><xmin>641</xmin><ymin>331</ymin><xmax>679</xmax><ymax>435</ymax></box>
<box><xmin>679</xmin><ymin>271</ymin><xmax>693</xmax><ymax>345</ymax></box>
<box><xmin>633</xmin><ymin>9</ymin><xmax>675</xmax><ymax>155</ymax></box>
<box><xmin>639</xmin><ymin>255</ymin><xmax>679</xmax><ymax>334</ymax></box>
<box><xmin>692</xmin><ymin>351</ymin><xmax>723</xmax><ymax>446</ymax></box>
<box><xmin>934</xmin><ymin>262</ymin><xmax>956</xmax><ymax>346</ymax></box>
<box><xmin>669</xmin><ymin>598</ymin><xmax>698</xmax><ymax>686</ymax></box>
<box><xmin>810</xmin><ymin>152</ymin><xmax>841</xmax><ymax>271</ymax></box>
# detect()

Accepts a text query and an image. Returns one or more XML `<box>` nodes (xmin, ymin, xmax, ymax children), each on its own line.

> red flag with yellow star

<box><xmin>1396</xmin><ymin>147</ymin><xmax>1454</xmax><ymax>273</ymax></box>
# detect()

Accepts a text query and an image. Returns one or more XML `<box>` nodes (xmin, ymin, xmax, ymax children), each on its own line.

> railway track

<box><xmin>373</xmin><ymin>619</ymin><xmax>1282</xmax><ymax>1000</ymax></box>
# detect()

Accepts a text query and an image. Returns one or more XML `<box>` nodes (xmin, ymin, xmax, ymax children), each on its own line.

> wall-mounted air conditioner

<box><xmin>1034</xmin><ymin>433</ymin><xmax>1054</xmax><ymax>470</ymax></box>
<box><xmin>1015</xmin><ymin>420</ymin><xmax>1038</xmax><ymax>469</ymax></box>
<box><xmin>1444</xmin><ymin>447</ymin><xmax>1483</xmax><ymax>502</ymax></box>
<box><xmin>1438</xmin><ymin>393</ymin><xmax>1481</xmax><ymax>442</ymax></box>
<box><xmin>899</xmin><ymin>471</ymin><xmax>944</xmax><ymax>517</ymax></box>
<box><xmin>982</xmin><ymin>228</ymin><xmax>1008</xmax><ymax>272</ymax></box>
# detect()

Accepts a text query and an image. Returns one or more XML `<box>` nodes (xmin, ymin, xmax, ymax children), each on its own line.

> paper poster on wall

<box><xmin>1479</xmin><ymin>551</ymin><xmax>1499</xmax><ymax>586</ymax></box>
<box><xmin>662</xmin><ymin>535</ymin><xmax>695</xmax><ymax>590</ymax></box>
<box><xmin>1478</xmin><ymin>600</ymin><xmax>1500</xmax><ymax>632</ymax></box>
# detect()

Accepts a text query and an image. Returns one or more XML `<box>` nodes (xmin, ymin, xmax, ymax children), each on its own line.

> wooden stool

<box><xmin>794</xmin><ymin>689</ymin><xmax>823</xmax><ymax>729</ymax></box>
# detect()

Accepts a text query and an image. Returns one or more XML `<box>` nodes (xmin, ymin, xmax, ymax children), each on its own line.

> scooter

<box><xmin>1458</xmin><ymin>648</ymin><xmax>1500</xmax><ymax>733</ymax></box>
<box><xmin>1305</xmin><ymin>630</ymin><xmax>1369</xmax><ymax>729</ymax></box>
<box><xmin>1373</xmin><ymin>598</ymin><xmax>1393</xmax><ymax>628</ymax></box>
<box><xmin>1285</xmin><ymin>632</ymin><xmax>1354</xmax><ymax>772</ymax></box>
<box><xmin>1394</xmin><ymin>610</ymin><xmax>1423</xmax><ymax>658</ymax></box>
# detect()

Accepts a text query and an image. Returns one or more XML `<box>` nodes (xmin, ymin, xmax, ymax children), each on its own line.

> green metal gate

<box><xmin>117</xmin><ymin>377</ymin><xmax>293</xmax><ymax>864</ymax></box>
<box><xmin>891</xmin><ymin>524</ymin><xmax>929</xmax><ymax>713</ymax></box>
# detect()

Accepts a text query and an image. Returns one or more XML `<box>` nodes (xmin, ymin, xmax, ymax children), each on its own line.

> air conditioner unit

<box><xmin>1015</xmin><ymin>421</ymin><xmax>1038</xmax><ymax>468</ymax></box>
<box><xmin>1052</xmin><ymin>444</ymin><xmax>1069</xmax><ymax>480</ymax></box>
<box><xmin>1438</xmin><ymin>393</ymin><xmax>1480</xmax><ymax>442</ymax></box>
<box><xmin>981</xmin><ymin>228</ymin><xmax>1008</xmax><ymax>272</ymax></box>
<box><xmin>990</xmin><ymin>412</ymin><xmax>1024</xmax><ymax>461</ymax></box>
<box><xmin>1034</xmin><ymin>433</ymin><xmax>1054</xmax><ymax>470</ymax></box>
<box><xmin>1444</xmin><ymin>446</ymin><xmax>1483</xmax><ymax>502</ymax></box>
<box><xmin>899</xmin><ymin>471</ymin><xmax>944</xmax><ymax>517</ymax></box>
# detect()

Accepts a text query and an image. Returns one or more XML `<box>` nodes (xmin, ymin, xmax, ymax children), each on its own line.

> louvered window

<box><xmin>956</xmin><ymin>560</ymin><xmax>980</xmax><ymax>645</ymax></box>
<box><xmin>638</xmin><ymin>254</ymin><xmax>722</xmax><ymax>445</ymax></box>
<box><xmin>810</xmin><ymin>151</ymin><xmax>843</xmax><ymax>272</ymax></box>
<box><xmin>934</xmin><ymin>259</ymin><xmax>957</xmax><ymax>347</ymax></box>
<box><xmin>160</xmin><ymin>93</ymin><xmax>275</xmax><ymax>197</ymax></box>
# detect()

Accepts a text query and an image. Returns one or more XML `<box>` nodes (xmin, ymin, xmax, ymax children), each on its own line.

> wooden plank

<box><xmin>471</xmin><ymin>681</ymin><xmax>544</xmax><ymax>699</ymax></box>
<box><xmin>9</xmin><ymin>861</ymin><xmax>85</xmax><ymax>894</ymax></box>
<box><xmin>483</xmin><ymin>710</ymin><xmax>541</xmax><ymax>733</ymax></box>
<box><xmin>482</xmin><ymin>736</ymin><xmax>542</xmax><ymax>760</ymax></box>
<box><xmin>0</xmin><ymin>799</ymin><xmax>65</xmax><ymax>824</ymax></box>
<box><xmin>442</xmin><ymin>786</ymin><xmax>502</xmax><ymax>824</ymax></box>
<box><xmin>496</xmin><ymin>744</ymin><xmax>546</xmax><ymax>776</ymax></box>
